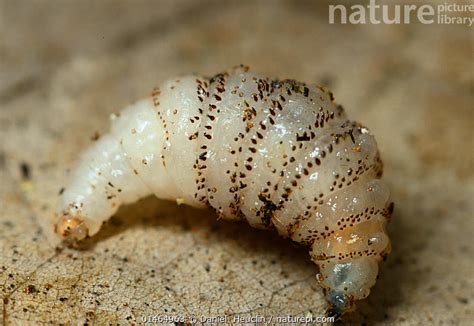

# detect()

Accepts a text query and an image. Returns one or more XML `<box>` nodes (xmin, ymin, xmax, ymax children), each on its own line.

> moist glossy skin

<box><xmin>54</xmin><ymin>65</ymin><xmax>393</xmax><ymax>316</ymax></box>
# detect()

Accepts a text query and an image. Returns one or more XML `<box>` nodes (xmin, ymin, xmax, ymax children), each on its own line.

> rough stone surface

<box><xmin>1</xmin><ymin>1</ymin><xmax>472</xmax><ymax>325</ymax></box>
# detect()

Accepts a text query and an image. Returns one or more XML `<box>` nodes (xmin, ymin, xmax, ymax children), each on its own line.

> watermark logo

<box><xmin>329</xmin><ymin>0</ymin><xmax>474</xmax><ymax>26</ymax></box>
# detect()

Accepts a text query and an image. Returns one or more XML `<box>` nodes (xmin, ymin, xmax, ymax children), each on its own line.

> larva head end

<box><xmin>325</xmin><ymin>307</ymin><xmax>342</xmax><ymax>321</ymax></box>
<box><xmin>325</xmin><ymin>291</ymin><xmax>353</xmax><ymax>320</ymax></box>
<box><xmin>54</xmin><ymin>216</ymin><xmax>89</xmax><ymax>244</ymax></box>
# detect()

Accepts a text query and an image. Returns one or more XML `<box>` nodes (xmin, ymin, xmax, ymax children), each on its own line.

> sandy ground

<box><xmin>1</xmin><ymin>1</ymin><xmax>473</xmax><ymax>324</ymax></box>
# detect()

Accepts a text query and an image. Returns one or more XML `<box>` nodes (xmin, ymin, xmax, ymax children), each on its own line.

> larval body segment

<box><xmin>54</xmin><ymin>66</ymin><xmax>393</xmax><ymax>317</ymax></box>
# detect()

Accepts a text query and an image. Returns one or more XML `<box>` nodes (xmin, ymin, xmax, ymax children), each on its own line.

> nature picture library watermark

<box><xmin>329</xmin><ymin>0</ymin><xmax>473</xmax><ymax>26</ymax></box>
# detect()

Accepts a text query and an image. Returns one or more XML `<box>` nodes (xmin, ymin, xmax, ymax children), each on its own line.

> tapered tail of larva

<box><xmin>53</xmin><ymin>107</ymin><xmax>161</xmax><ymax>245</ymax></box>
<box><xmin>52</xmin><ymin>134</ymin><xmax>126</xmax><ymax>246</ymax></box>
<box><xmin>54</xmin><ymin>215</ymin><xmax>89</xmax><ymax>245</ymax></box>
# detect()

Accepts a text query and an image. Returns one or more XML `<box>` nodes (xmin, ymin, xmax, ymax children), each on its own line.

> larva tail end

<box><xmin>54</xmin><ymin>215</ymin><xmax>89</xmax><ymax>244</ymax></box>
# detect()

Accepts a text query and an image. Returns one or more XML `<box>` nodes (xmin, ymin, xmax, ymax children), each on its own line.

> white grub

<box><xmin>54</xmin><ymin>65</ymin><xmax>393</xmax><ymax>317</ymax></box>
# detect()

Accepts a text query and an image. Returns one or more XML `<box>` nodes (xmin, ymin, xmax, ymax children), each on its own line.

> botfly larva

<box><xmin>54</xmin><ymin>65</ymin><xmax>393</xmax><ymax>317</ymax></box>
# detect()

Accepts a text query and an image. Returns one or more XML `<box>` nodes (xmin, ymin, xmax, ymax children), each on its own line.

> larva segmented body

<box><xmin>54</xmin><ymin>65</ymin><xmax>393</xmax><ymax>317</ymax></box>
